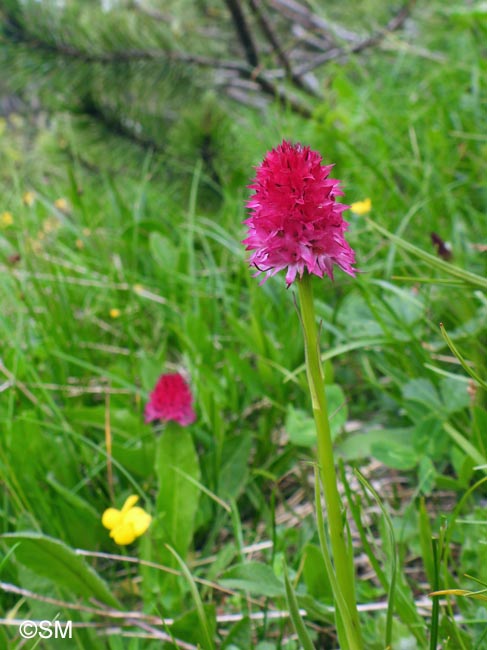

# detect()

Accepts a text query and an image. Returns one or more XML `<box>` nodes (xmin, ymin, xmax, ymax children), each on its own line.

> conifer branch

<box><xmin>1</xmin><ymin>0</ymin><xmax>414</xmax><ymax>124</ymax></box>
<box><xmin>6</xmin><ymin>18</ymin><xmax>314</xmax><ymax>118</ymax></box>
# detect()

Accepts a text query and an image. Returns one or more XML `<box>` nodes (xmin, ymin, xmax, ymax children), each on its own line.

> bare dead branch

<box><xmin>294</xmin><ymin>0</ymin><xmax>416</xmax><ymax>76</ymax></box>
<box><xmin>267</xmin><ymin>0</ymin><xmax>359</xmax><ymax>43</ymax></box>
<box><xmin>246</xmin><ymin>0</ymin><xmax>321</xmax><ymax>97</ymax></box>
<box><xmin>0</xmin><ymin>581</ymin><xmax>161</xmax><ymax>622</ymax></box>
<box><xmin>246</xmin><ymin>0</ymin><xmax>293</xmax><ymax>74</ymax></box>
<box><xmin>223</xmin><ymin>0</ymin><xmax>260</xmax><ymax>67</ymax></box>
<box><xmin>126</xmin><ymin>619</ymin><xmax>199</xmax><ymax>648</ymax></box>
<box><xmin>291</xmin><ymin>24</ymin><xmax>336</xmax><ymax>52</ymax></box>
<box><xmin>248</xmin><ymin>71</ymin><xmax>313</xmax><ymax>116</ymax></box>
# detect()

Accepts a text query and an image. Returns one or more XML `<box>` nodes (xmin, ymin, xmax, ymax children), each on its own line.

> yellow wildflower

<box><xmin>22</xmin><ymin>191</ymin><xmax>35</xmax><ymax>207</ymax></box>
<box><xmin>1</xmin><ymin>211</ymin><xmax>13</xmax><ymax>228</ymax></box>
<box><xmin>109</xmin><ymin>308</ymin><xmax>121</xmax><ymax>319</ymax></box>
<box><xmin>102</xmin><ymin>495</ymin><xmax>152</xmax><ymax>545</ymax></box>
<box><xmin>54</xmin><ymin>198</ymin><xmax>69</xmax><ymax>212</ymax></box>
<box><xmin>350</xmin><ymin>198</ymin><xmax>372</xmax><ymax>215</ymax></box>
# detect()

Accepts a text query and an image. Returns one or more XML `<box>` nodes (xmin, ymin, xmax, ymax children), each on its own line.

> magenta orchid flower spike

<box><xmin>242</xmin><ymin>141</ymin><xmax>363</xmax><ymax>648</ymax></box>
<box><xmin>145</xmin><ymin>372</ymin><xmax>196</xmax><ymax>426</ymax></box>
<box><xmin>243</xmin><ymin>140</ymin><xmax>356</xmax><ymax>285</ymax></box>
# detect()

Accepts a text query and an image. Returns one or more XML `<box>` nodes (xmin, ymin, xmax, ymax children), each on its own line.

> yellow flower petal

<box><xmin>54</xmin><ymin>198</ymin><xmax>69</xmax><ymax>211</ymax></box>
<box><xmin>110</xmin><ymin>523</ymin><xmax>137</xmax><ymax>545</ymax></box>
<box><xmin>0</xmin><ymin>212</ymin><xmax>13</xmax><ymax>228</ymax></box>
<box><xmin>350</xmin><ymin>198</ymin><xmax>371</xmax><ymax>215</ymax></box>
<box><xmin>121</xmin><ymin>495</ymin><xmax>139</xmax><ymax>513</ymax></box>
<box><xmin>109</xmin><ymin>308</ymin><xmax>121</xmax><ymax>319</ymax></box>
<box><xmin>102</xmin><ymin>496</ymin><xmax>150</xmax><ymax>544</ymax></box>
<box><xmin>22</xmin><ymin>191</ymin><xmax>35</xmax><ymax>206</ymax></box>
<box><xmin>101</xmin><ymin>507</ymin><xmax>122</xmax><ymax>531</ymax></box>
<box><xmin>124</xmin><ymin>507</ymin><xmax>152</xmax><ymax>537</ymax></box>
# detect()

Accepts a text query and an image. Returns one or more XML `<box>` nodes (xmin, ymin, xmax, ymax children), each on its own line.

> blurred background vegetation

<box><xmin>0</xmin><ymin>0</ymin><xmax>486</xmax><ymax>648</ymax></box>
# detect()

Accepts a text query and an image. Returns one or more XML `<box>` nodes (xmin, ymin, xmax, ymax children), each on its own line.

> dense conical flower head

<box><xmin>145</xmin><ymin>372</ymin><xmax>196</xmax><ymax>426</ymax></box>
<box><xmin>243</xmin><ymin>141</ymin><xmax>356</xmax><ymax>285</ymax></box>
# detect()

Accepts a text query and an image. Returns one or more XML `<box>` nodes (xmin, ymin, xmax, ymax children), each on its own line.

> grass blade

<box><xmin>366</xmin><ymin>218</ymin><xmax>487</xmax><ymax>290</ymax></box>
<box><xmin>440</xmin><ymin>323</ymin><xmax>487</xmax><ymax>390</ymax></box>
<box><xmin>283</xmin><ymin>562</ymin><xmax>315</xmax><ymax>650</ymax></box>
<box><xmin>165</xmin><ymin>544</ymin><xmax>216</xmax><ymax>650</ymax></box>
<box><xmin>429</xmin><ymin>538</ymin><xmax>440</xmax><ymax>650</ymax></box>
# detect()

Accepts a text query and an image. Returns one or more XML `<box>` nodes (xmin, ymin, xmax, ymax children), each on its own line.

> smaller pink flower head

<box><xmin>145</xmin><ymin>372</ymin><xmax>196</xmax><ymax>426</ymax></box>
<box><xmin>243</xmin><ymin>140</ymin><xmax>356</xmax><ymax>285</ymax></box>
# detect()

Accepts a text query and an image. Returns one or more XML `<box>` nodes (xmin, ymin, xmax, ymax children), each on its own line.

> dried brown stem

<box><xmin>246</xmin><ymin>0</ymin><xmax>321</xmax><ymax>96</ymax></box>
<box><xmin>224</xmin><ymin>0</ymin><xmax>260</xmax><ymax>67</ymax></box>
<box><xmin>295</xmin><ymin>0</ymin><xmax>416</xmax><ymax>76</ymax></box>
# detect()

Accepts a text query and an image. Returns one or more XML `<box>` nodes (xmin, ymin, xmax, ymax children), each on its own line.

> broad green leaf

<box><xmin>286</xmin><ymin>406</ymin><xmax>316</xmax><ymax>447</ymax></box>
<box><xmin>155</xmin><ymin>427</ymin><xmax>200</xmax><ymax>557</ymax></box>
<box><xmin>287</xmin><ymin>384</ymin><xmax>347</xmax><ymax>447</ymax></box>
<box><xmin>326</xmin><ymin>384</ymin><xmax>348</xmax><ymax>438</ymax></box>
<box><xmin>417</xmin><ymin>456</ymin><xmax>437</xmax><ymax>495</ymax></box>
<box><xmin>371</xmin><ymin>439</ymin><xmax>418</xmax><ymax>470</ymax></box>
<box><xmin>170</xmin><ymin>605</ymin><xmax>218</xmax><ymax>648</ymax></box>
<box><xmin>1</xmin><ymin>532</ymin><xmax>120</xmax><ymax>608</ymax></box>
<box><xmin>218</xmin><ymin>433</ymin><xmax>252</xmax><ymax>500</ymax></box>
<box><xmin>44</xmin><ymin>475</ymin><xmax>100</xmax><ymax>549</ymax></box>
<box><xmin>221</xmin><ymin>616</ymin><xmax>251</xmax><ymax>649</ymax></box>
<box><xmin>219</xmin><ymin>562</ymin><xmax>284</xmax><ymax>598</ymax></box>
<box><xmin>402</xmin><ymin>378</ymin><xmax>443</xmax><ymax>414</ymax></box>
<box><xmin>302</xmin><ymin>543</ymin><xmax>332</xmax><ymax>601</ymax></box>
<box><xmin>337</xmin><ymin>293</ymin><xmax>383</xmax><ymax>337</ymax></box>
<box><xmin>112</xmin><ymin>439</ymin><xmax>155</xmax><ymax>479</ymax></box>
<box><xmin>374</xmin><ymin>281</ymin><xmax>424</xmax><ymax>326</ymax></box>
<box><xmin>439</xmin><ymin>376</ymin><xmax>471</xmax><ymax>414</ymax></box>
<box><xmin>339</xmin><ymin>427</ymin><xmax>413</xmax><ymax>462</ymax></box>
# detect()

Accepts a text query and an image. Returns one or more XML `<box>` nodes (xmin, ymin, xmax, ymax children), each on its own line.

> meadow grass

<box><xmin>0</xmin><ymin>3</ymin><xmax>486</xmax><ymax>648</ymax></box>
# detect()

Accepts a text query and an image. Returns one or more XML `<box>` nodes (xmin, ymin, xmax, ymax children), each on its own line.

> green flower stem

<box><xmin>297</xmin><ymin>273</ymin><xmax>363</xmax><ymax>650</ymax></box>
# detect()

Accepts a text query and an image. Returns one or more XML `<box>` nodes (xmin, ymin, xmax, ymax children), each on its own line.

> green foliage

<box><xmin>0</xmin><ymin>0</ymin><xmax>486</xmax><ymax>647</ymax></box>
<box><xmin>220</xmin><ymin>562</ymin><xmax>284</xmax><ymax>599</ymax></box>
<box><xmin>1</xmin><ymin>532</ymin><xmax>120</xmax><ymax>608</ymax></box>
